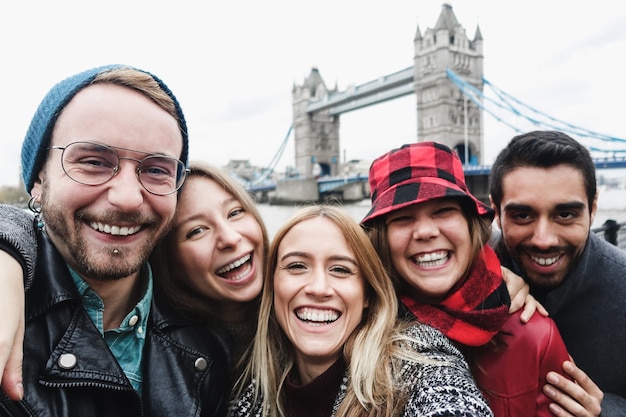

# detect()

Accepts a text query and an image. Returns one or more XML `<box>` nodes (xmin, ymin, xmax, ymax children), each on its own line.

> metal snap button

<box><xmin>129</xmin><ymin>315</ymin><xmax>139</xmax><ymax>326</ymax></box>
<box><xmin>194</xmin><ymin>357</ymin><xmax>208</xmax><ymax>371</ymax></box>
<box><xmin>58</xmin><ymin>353</ymin><xmax>77</xmax><ymax>370</ymax></box>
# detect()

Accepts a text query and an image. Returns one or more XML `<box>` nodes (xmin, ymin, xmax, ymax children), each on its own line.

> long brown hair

<box><xmin>364</xmin><ymin>197</ymin><xmax>492</xmax><ymax>296</ymax></box>
<box><xmin>364</xmin><ymin>197</ymin><xmax>503</xmax><ymax>386</ymax></box>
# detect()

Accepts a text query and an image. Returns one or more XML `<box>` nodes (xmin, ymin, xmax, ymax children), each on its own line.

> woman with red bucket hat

<box><xmin>361</xmin><ymin>142</ymin><xmax>573</xmax><ymax>417</ymax></box>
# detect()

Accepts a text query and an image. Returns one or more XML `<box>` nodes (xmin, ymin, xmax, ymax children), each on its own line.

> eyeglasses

<box><xmin>48</xmin><ymin>141</ymin><xmax>189</xmax><ymax>195</ymax></box>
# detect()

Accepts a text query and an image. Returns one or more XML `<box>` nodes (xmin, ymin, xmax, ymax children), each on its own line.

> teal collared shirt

<box><xmin>69</xmin><ymin>265</ymin><xmax>153</xmax><ymax>394</ymax></box>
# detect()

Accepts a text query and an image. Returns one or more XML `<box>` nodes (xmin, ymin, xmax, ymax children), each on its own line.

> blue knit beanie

<box><xmin>21</xmin><ymin>64</ymin><xmax>189</xmax><ymax>193</ymax></box>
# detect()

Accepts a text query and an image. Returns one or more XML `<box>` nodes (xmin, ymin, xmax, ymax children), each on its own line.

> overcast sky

<box><xmin>2</xmin><ymin>0</ymin><xmax>626</xmax><ymax>188</ymax></box>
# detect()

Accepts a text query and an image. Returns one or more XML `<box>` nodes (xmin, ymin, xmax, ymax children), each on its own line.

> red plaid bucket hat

<box><xmin>361</xmin><ymin>142</ymin><xmax>493</xmax><ymax>224</ymax></box>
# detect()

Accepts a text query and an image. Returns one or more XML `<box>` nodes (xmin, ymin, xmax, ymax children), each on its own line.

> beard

<box><xmin>510</xmin><ymin>243</ymin><xmax>581</xmax><ymax>290</ymax></box>
<box><xmin>40</xmin><ymin>187</ymin><xmax>173</xmax><ymax>282</ymax></box>
<box><xmin>521</xmin><ymin>264</ymin><xmax>567</xmax><ymax>289</ymax></box>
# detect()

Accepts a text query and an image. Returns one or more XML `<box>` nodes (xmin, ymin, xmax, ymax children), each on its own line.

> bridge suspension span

<box><xmin>445</xmin><ymin>68</ymin><xmax>626</xmax><ymax>157</ymax></box>
<box><xmin>245</xmin><ymin>68</ymin><xmax>626</xmax><ymax>192</ymax></box>
<box><xmin>247</xmin><ymin>124</ymin><xmax>292</xmax><ymax>187</ymax></box>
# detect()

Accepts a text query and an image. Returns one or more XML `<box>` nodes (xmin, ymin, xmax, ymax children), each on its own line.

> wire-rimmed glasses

<box><xmin>48</xmin><ymin>141</ymin><xmax>189</xmax><ymax>195</ymax></box>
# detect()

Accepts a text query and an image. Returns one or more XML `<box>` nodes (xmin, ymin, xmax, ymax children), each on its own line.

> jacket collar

<box><xmin>28</xmin><ymin>231</ymin><xmax>164</xmax><ymax>325</ymax></box>
<box><xmin>27</xmin><ymin>231</ymin><xmax>81</xmax><ymax>321</ymax></box>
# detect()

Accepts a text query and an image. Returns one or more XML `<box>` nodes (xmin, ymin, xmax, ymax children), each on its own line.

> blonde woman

<box><xmin>229</xmin><ymin>205</ymin><xmax>493</xmax><ymax>417</ymax></box>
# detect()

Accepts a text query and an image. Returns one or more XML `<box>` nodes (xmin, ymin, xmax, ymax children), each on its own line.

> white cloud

<box><xmin>2</xmin><ymin>0</ymin><xmax>626</xmax><ymax>187</ymax></box>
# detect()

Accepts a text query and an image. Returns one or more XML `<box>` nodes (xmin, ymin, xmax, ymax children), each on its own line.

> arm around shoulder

<box><xmin>0</xmin><ymin>249</ymin><xmax>26</xmax><ymax>400</ymax></box>
<box><xmin>0</xmin><ymin>204</ymin><xmax>37</xmax><ymax>289</ymax></box>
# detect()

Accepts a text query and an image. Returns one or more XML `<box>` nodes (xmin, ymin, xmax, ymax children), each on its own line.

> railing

<box><xmin>592</xmin><ymin>219</ymin><xmax>626</xmax><ymax>250</ymax></box>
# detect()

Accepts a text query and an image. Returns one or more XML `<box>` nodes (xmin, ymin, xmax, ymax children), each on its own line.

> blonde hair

<box><xmin>235</xmin><ymin>204</ymin><xmax>426</xmax><ymax>417</ymax></box>
<box><xmin>93</xmin><ymin>67</ymin><xmax>179</xmax><ymax>123</ymax></box>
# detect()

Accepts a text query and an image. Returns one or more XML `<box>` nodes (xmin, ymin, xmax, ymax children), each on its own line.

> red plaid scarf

<box><xmin>401</xmin><ymin>245</ymin><xmax>510</xmax><ymax>346</ymax></box>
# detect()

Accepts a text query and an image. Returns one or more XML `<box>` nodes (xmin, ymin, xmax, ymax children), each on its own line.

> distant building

<box><xmin>341</xmin><ymin>159</ymin><xmax>372</xmax><ymax>177</ymax></box>
<box><xmin>224</xmin><ymin>159</ymin><xmax>259</xmax><ymax>182</ymax></box>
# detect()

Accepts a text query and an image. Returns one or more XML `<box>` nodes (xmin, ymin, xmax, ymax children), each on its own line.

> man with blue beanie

<box><xmin>0</xmin><ymin>65</ymin><xmax>229</xmax><ymax>416</ymax></box>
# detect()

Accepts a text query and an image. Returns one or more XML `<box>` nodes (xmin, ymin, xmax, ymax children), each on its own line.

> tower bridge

<box><xmin>245</xmin><ymin>3</ymin><xmax>626</xmax><ymax>204</ymax></box>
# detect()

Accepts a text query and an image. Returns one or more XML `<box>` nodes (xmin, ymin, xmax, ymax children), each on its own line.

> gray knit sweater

<box><xmin>0</xmin><ymin>204</ymin><xmax>37</xmax><ymax>289</ymax></box>
<box><xmin>229</xmin><ymin>322</ymin><xmax>493</xmax><ymax>417</ymax></box>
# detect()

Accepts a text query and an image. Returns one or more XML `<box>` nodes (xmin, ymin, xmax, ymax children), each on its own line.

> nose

<box><xmin>529</xmin><ymin>217</ymin><xmax>559</xmax><ymax>249</ymax></box>
<box><xmin>215</xmin><ymin>221</ymin><xmax>242</xmax><ymax>250</ymax></box>
<box><xmin>304</xmin><ymin>267</ymin><xmax>334</xmax><ymax>298</ymax></box>
<box><xmin>411</xmin><ymin>217</ymin><xmax>439</xmax><ymax>240</ymax></box>
<box><xmin>107</xmin><ymin>160</ymin><xmax>144</xmax><ymax>211</ymax></box>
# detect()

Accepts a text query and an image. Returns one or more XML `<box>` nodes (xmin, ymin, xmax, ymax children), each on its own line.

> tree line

<box><xmin>0</xmin><ymin>185</ymin><xmax>29</xmax><ymax>207</ymax></box>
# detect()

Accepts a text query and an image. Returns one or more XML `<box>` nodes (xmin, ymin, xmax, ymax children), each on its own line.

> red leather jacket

<box><xmin>473</xmin><ymin>310</ymin><xmax>571</xmax><ymax>417</ymax></box>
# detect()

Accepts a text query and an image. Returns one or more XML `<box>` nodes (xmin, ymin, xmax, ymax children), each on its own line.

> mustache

<box><xmin>519</xmin><ymin>244</ymin><xmax>572</xmax><ymax>255</ymax></box>
<box><xmin>76</xmin><ymin>209</ymin><xmax>158</xmax><ymax>226</ymax></box>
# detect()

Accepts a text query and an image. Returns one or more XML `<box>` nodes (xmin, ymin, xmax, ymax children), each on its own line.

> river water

<box><xmin>257</xmin><ymin>186</ymin><xmax>626</xmax><ymax>239</ymax></box>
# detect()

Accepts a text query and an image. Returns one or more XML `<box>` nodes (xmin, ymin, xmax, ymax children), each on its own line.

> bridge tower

<box><xmin>291</xmin><ymin>67</ymin><xmax>341</xmax><ymax>178</ymax></box>
<box><xmin>414</xmin><ymin>3</ymin><xmax>485</xmax><ymax>164</ymax></box>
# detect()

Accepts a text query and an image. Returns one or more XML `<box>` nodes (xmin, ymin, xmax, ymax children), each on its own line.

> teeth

<box><xmin>296</xmin><ymin>307</ymin><xmax>339</xmax><ymax>323</ymax></box>
<box><xmin>415</xmin><ymin>251</ymin><xmax>448</xmax><ymax>267</ymax></box>
<box><xmin>90</xmin><ymin>222</ymin><xmax>141</xmax><ymax>236</ymax></box>
<box><xmin>221</xmin><ymin>264</ymin><xmax>252</xmax><ymax>282</ymax></box>
<box><xmin>216</xmin><ymin>254</ymin><xmax>251</xmax><ymax>275</ymax></box>
<box><xmin>531</xmin><ymin>255</ymin><xmax>559</xmax><ymax>266</ymax></box>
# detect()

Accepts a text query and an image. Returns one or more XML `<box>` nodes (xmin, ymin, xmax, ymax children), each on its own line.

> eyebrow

<box><xmin>280</xmin><ymin>251</ymin><xmax>309</xmax><ymax>262</ymax></box>
<box><xmin>554</xmin><ymin>202</ymin><xmax>587</xmax><ymax>211</ymax></box>
<box><xmin>502</xmin><ymin>203</ymin><xmax>531</xmax><ymax>212</ymax></box>
<box><xmin>280</xmin><ymin>251</ymin><xmax>358</xmax><ymax>266</ymax></box>
<box><xmin>503</xmin><ymin>201</ymin><xmax>586</xmax><ymax>212</ymax></box>
<box><xmin>176</xmin><ymin>196</ymin><xmax>241</xmax><ymax>227</ymax></box>
<box><xmin>108</xmin><ymin>143</ymin><xmax>172</xmax><ymax>157</ymax></box>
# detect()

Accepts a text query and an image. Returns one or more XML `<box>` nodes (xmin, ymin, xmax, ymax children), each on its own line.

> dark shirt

<box><xmin>495</xmin><ymin>232</ymin><xmax>626</xmax><ymax>412</ymax></box>
<box><xmin>283</xmin><ymin>357</ymin><xmax>346</xmax><ymax>417</ymax></box>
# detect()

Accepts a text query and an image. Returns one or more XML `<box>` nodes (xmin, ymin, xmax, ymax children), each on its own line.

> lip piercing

<box><xmin>113</xmin><ymin>249</ymin><xmax>120</xmax><ymax>255</ymax></box>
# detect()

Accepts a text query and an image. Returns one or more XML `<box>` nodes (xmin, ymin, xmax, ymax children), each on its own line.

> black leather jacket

<box><xmin>0</xmin><ymin>231</ymin><xmax>231</xmax><ymax>416</ymax></box>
